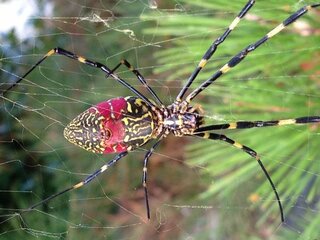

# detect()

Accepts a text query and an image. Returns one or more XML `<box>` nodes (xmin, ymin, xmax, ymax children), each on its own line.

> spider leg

<box><xmin>196</xmin><ymin>116</ymin><xmax>320</xmax><ymax>132</ymax></box>
<box><xmin>22</xmin><ymin>151</ymin><xmax>128</xmax><ymax>213</ymax></box>
<box><xmin>1</xmin><ymin>47</ymin><xmax>156</xmax><ymax>108</ymax></box>
<box><xmin>109</xmin><ymin>59</ymin><xmax>163</xmax><ymax>106</ymax></box>
<box><xmin>176</xmin><ymin>0</ymin><xmax>255</xmax><ymax>101</ymax></box>
<box><xmin>186</xmin><ymin>4</ymin><xmax>320</xmax><ymax>102</ymax></box>
<box><xmin>141</xmin><ymin>139</ymin><xmax>162</xmax><ymax>219</ymax></box>
<box><xmin>192</xmin><ymin>132</ymin><xmax>284</xmax><ymax>222</ymax></box>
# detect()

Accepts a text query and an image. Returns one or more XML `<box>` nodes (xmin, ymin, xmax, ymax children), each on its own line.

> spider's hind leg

<box><xmin>141</xmin><ymin>139</ymin><xmax>162</xmax><ymax>219</ymax></box>
<box><xmin>192</xmin><ymin>132</ymin><xmax>284</xmax><ymax>222</ymax></box>
<box><xmin>23</xmin><ymin>151</ymin><xmax>128</xmax><ymax>213</ymax></box>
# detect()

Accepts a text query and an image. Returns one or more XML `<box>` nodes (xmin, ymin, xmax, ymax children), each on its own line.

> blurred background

<box><xmin>0</xmin><ymin>0</ymin><xmax>319</xmax><ymax>239</ymax></box>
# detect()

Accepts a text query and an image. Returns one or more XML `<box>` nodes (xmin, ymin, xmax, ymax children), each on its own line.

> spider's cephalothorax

<box><xmin>4</xmin><ymin>1</ymin><xmax>320</xmax><ymax>222</ymax></box>
<box><xmin>162</xmin><ymin>100</ymin><xmax>204</xmax><ymax>136</ymax></box>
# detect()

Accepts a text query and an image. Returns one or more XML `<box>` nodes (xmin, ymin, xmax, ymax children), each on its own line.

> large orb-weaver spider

<box><xmin>1</xmin><ymin>1</ymin><xmax>320</xmax><ymax>222</ymax></box>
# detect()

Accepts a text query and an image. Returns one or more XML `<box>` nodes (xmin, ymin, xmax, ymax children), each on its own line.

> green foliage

<box><xmin>143</xmin><ymin>0</ymin><xmax>320</xmax><ymax>238</ymax></box>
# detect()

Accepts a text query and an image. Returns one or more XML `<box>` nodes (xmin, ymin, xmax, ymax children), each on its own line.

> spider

<box><xmin>1</xmin><ymin>1</ymin><xmax>320</xmax><ymax>223</ymax></box>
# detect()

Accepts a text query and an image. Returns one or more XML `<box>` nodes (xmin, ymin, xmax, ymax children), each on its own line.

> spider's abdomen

<box><xmin>63</xmin><ymin>97</ymin><xmax>156</xmax><ymax>154</ymax></box>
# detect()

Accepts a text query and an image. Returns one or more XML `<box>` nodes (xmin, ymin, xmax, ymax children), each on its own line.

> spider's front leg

<box><xmin>186</xmin><ymin>4</ymin><xmax>320</xmax><ymax>102</ymax></box>
<box><xmin>176</xmin><ymin>0</ymin><xmax>255</xmax><ymax>101</ymax></box>
<box><xmin>196</xmin><ymin>116</ymin><xmax>320</xmax><ymax>132</ymax></box>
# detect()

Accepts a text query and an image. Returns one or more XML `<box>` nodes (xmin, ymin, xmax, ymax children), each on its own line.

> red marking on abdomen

<box><xmin>95</xmin><ymin>98</ymin><xmax>128</xmax><ymax>154</ymax></box>
<box><xmin>96</xmin><ymin>97</ymin><xmax>127</xmax><ymax>120</ymax></box>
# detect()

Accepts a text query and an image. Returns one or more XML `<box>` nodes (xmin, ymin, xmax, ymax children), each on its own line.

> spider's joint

<box><xmin>203</xmin><ymin>132</ymin><xmax>210</xmax><ymax>139</ymax></box>
<box><xmin>73</xmin><ymin>182</ymin><xmax>84</xmax><ymax>189</ymax></box>
<box><xmin>278</xmin><ymin>119</ymin><xmax>296</xmax><ymax>125</ymax></box>
<box><xmin>78</xmin><ymin>56</ymin><xmax>87</xmax><ymax>63</ymax></box>
<box><xmin>220</xmin><ymin>64</ymin><xmax>231</xmax><ymax>73</ymax></box>
<box><xmin>232</xmin><ymin>141</ymin><xmax>243</xmax><ymax>149</ymax></box>
<box><xmin>46</xmin><ymin>49</ymin><xmax>56</xmax><ymax>57</ymax></box>
<box><xmin>267</xmin><ymin>23</ymin><xmax>285</xmax><ymax>38</ymax></box>
<box><xmin>229</xmin><ymin>17</ymin><xmax>241</xmax><ymax>30</ymax></box>
<box><xmin>198</xmin><ymin>59</ymin><xmax>208</xmax><ymax>68</ymax></box>
<box><xmin>229</xmin><ymin>122</ymin><xmax>237</xmax><ymax>129</ymax></box>
<box><xmin>101</xmin><ymin>165</ymin><xmax>108</xmax><ymax>172</ymax></box>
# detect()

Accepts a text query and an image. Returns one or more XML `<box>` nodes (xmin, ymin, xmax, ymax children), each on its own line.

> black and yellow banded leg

<box><xmin>176</xmin><ymin>0</ymin><xmax>255</xmax><ymax>101</ymax></box>
<box><xmin>141</xmin><ymin>139</ymin><xmax>162</xmax><ymax>219</ymax></box>
<box><xmin>186</xmin><ymin>3</ymin><xmax>320</xmax><ymax>102</ymax></box>
<box><xmin>23</xmin><ymin>151</ymin><xmax>128</xmax><ymax>213</ymax></box>
<box><xmin>196</xmin><ymin>116</ymin><xmax>320</xmax><ymax>132</ymax></box>
<box><xmin>109</xmin><ymin>59</ymin><xmax>163</xmax><ymax>106</ymax></box>
<box><xmin>194</xmin><ymin>132</ymin><xmax>284</xmax><ymax>222</ymax></box>
<box><xmin>1</xmin><ymin>47</ymin><xmax>155</xmax><ymax>108</ymax></box>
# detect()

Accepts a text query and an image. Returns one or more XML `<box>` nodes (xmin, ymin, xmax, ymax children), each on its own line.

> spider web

<box><xmin>0</xmin><ymin>0</ymin><xmax>320</xmax><ymax>239</ymax></box>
